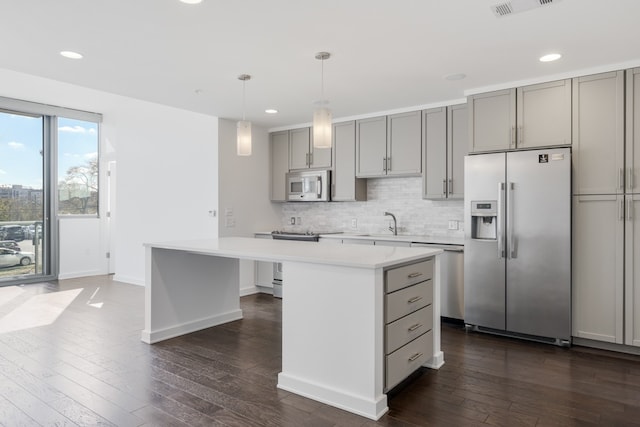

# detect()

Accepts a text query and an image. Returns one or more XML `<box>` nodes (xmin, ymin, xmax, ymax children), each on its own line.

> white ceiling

<box><xmin>2</xmin><ymin>0</ymin><xmax>640</xmax><ymax>129</ymax></box>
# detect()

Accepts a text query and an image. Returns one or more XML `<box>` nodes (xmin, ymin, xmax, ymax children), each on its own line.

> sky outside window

<box><xmin>0</xmin><ymin>112</ymin><xmax>43</xmax><ymax>189</ymax></box>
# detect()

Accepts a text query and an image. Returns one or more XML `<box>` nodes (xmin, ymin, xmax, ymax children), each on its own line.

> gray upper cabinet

<box><xmin>270</xmin><ymin>131</ymin><xmax>289</xmax><ymax>202</ymax></box>
<box><xmin>448</xmin><ymin>104</ymin><xmax>468</xmax><ymax>199</ymax></box>
<box><xmin>332</xmin><ymin>121</ymin><xmax>366</xmax><ymax>201</ymax></box>
<box><xmin>468</xmin><ymin>80</ymin><xmax>572</xmax><ymax>153</ymax></box>
<box><xmin>386</xmin><ymin>111</ymin><xmax>422</xmax><ymax>176</ymax></box>
<box><xmin>289</xmin><ymin>127</ymin><xmax>331</xmax><ymax>170</ymax></box>
<box><xmin>573</xmin><ymin>71</ymin><xmax>624</xmax><ymax>195</ymax></box>
<box><xmin>356</xmin><ymin>116</ymin><xmax>388</xmax><ymax>177</ymax></box>
<box><xmin>468</xmin><ymin>88</ymin><xmax>515</xmax><ymax>152</ymax></box>
<box><xmin>517</xmin><ymin>79</ymin><xmax>572</xmax><ymax>149</ymax></box>
<box><xmin>356</xmin><ymin>112</ymin><xmax>421</xmax><ymax>177</ymax></box>
<box><xmin>423</xmin><ymin>107</ymin><xmax>447</xmax><ymax>199</ymax></box>
<box><xmin>423</xmin><ymin>104</ymin><xmax>467</xmax><ymax>199</ymax></box>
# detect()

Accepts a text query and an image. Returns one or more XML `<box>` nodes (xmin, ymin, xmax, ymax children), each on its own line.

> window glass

<box><xmin>57</xmin><ymin>118</ymin><xmax>99</xmax><ymax>215</ymax></box>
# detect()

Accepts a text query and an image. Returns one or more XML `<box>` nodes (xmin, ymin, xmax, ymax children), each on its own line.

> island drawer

<box><xmin>385</xmin><ymin>280</ymin><xmax>432</xmax><ymax>323</ymax></box>
<box><xmin>386</xmin><ymin>330</ymin><xmax>433</xmax><ymax>391</ymax></box>
<box><xmin>386</xmin><ymin>258</ymin><xmax>433</xmax><ymax>293</ymax></box>
<box><xmin>385</xmin><ymin>305</ymin><xmax>433</xmax><ymax>354</ymax></box>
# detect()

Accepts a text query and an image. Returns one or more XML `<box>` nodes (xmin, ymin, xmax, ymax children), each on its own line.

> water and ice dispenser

<box><xmin>471</xmin><ymin>201</ymin><xmax>497</xmax><ymax>240</ymax></box>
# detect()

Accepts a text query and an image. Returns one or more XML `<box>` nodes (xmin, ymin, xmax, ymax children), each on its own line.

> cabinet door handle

<box><xmin>387</xmin><ymin>157</ymin><xmax>391</xmax><ymax>172</ymax></box>
<box><xmin>383</xmin><ymin>158</ymin><xmax>387</xmax><ymax>172</ymax></box>
<box><xmin>408</xmin><ymin>323</ymin><xmax>423</xmax><ymax>332</ymax></box>
<box><xmin>407</xmin><ymin>296</ymin><xmax>423</xmax><ymax>304</ymax></box>
<box><xmin>629</xmin><ymin>168</ymin><xmax>636</xmax><ymax>191</ymax></box>
<box><xmin>309</xmin><ymin>152</ymin><xmax>313</xmax><ymax>166</ymax></box>
<box><xmin>518</xmin><ymin>126</ymin><xmax>523</xmax><ymax>146</ymax></box>
<box><xmin>408</xmin><ymin>352</ymin><xmax>423</xmax><ymax>362</ymax></box>
<box><xmin>407</xmin><ymin>272</ymin><xmax>423</xmax><ymax>279</ymax></box>
<box><xmin>619</xmin><ymin>199</ymin><xmax>625</xmax><ymax>221</ymax></box>
<box><xmin>619</xmin><ymin>168</ymin><xmax>625</xmax><ymax>191</ymax></box>
<box><xmin>448</xmin><ymin>178</ymin><xmax>453</xmax><ymax>195</ymax></box>
<box><xmin>442</xmin><ymin>179</ymin><xmax>447</xmax><ymax>195</ymax></box>
<box><xmin>510</xmin><ymin>126</ymin><xmax>515</xmax><ymax>148</ymax></box>
<box><xmin>629</xmin><ymin>199</ymin><xmax>635</xmax><ymax>221</ymax></box>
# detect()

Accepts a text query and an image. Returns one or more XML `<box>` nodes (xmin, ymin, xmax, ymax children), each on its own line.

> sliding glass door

<box><xmin>0</xmin><ymin>110</ymin><xmax>49</xmax><ymax>281</ymax></box>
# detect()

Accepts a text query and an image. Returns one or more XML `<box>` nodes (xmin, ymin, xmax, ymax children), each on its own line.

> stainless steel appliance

<box><xmin>270</xmin><ymin>230</ymin><xmax>322</xmax><ymax>298</ymax></box>
<box><xmin>286</xmin><ymin>169</ymin><xmax>330</xmax><ymax>202</ymax></box>
<box><xmin>464</xmin><ymin>147</ymin><xmax>571</xmax><ymax>345</ymax></box>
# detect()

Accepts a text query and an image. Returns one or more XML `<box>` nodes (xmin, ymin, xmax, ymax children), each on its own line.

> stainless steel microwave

<box><xmin>286</xmin><ymin>169</ymin><xmax>330</xmax><ymax>202</ymax></box>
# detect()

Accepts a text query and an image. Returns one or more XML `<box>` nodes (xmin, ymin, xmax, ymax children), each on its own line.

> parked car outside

<box><xmin>0</xmin><ymin>248</ymin><xmax>33</xmax><ymax>267</ymax></box>
<box><xmin>0</xmin><ymin>225</ymin><xmax>25</xmax><ymax>242</ymax></box>
<box><xmin>0</xmin><ymin>240</ymin><xmax>21</xmax><ymax>251</ymax></box>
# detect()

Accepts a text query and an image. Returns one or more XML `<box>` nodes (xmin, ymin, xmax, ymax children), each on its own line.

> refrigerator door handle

<box><xmin>507</xmin><ymin>182</ymin><xmax>516</xmax><ymax>259</ymax></box>
<box><xmin>497</xmin><ymin>182</ymin><xmax>505</xmax><ymax>259</ymax></box>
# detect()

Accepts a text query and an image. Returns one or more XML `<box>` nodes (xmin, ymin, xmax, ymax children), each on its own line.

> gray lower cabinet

<box><xmin>384</xmin><ymin>258</ymin><xmax>434</xmax><ymax>391</ymax></box>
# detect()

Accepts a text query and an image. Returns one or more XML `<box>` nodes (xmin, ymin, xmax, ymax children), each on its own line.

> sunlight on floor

<box><xmin>0</xmin><ymin>288</ymin><xmax>83</xmax><ymax>333</ymax></box>
<box><xmin>87</xmin><ymin>286</ymin><xmax>104</xmax><ymax>308</ymax></box>
<box><xmin>0</xmin><ymin>285</ymin><xmax>26</xmax><ymax>308</ymax></box>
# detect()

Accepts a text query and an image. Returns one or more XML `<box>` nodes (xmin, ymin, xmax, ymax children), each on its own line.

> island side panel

<box><xmin>142</xmin><ymin>247</ymin><xmax>243</xmax><ymax>343</ymax></box>
<box><xmin>277</xmin><ymin>261</ymin><xmax>387</xmax><ymax>421</ymax></box>
<box><xmin>424</xmin><ymin>253</ymin><xmax>444</xmax><ymax>368</ymax></box>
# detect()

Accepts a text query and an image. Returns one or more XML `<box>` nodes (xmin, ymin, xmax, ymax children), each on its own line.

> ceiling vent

<box><xmin>491</xmin><ymin>0</ymin><xmax>562</xmax><ymax>17</ymax></box>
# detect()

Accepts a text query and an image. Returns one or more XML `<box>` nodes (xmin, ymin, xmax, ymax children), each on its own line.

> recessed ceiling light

<box><xmin>539</xmin><ymin>53</ymin><xmax>562</xmax><ymax>62</ymax></box>
<box><xmin>444</xmin><ymin>73</ymin><xmax>466</xmax><ymax>81</ymax></box>
<box><xmin>179</xmin><ymin>0</ymin><xmax>202</xmax><ymax>4</ymax></box>
<box><xmin>265</xmin><ymin>109</ymin><xmax>279</xmax><ymax>114</ymax></box>
<box><xmin>60</xmin><ymin>51</ymin><xmax>83</xmax><ymax>59</ymax></box>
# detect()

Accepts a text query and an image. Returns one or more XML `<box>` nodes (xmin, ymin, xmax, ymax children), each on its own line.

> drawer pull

<box><xmin>407</xmin><ymin>296</ymin><xmax>423</xmax><ymax>304</ymax></box>
<box><xmin>407</xmin><ymin>323</ymin><xmax>422</xmax><ymax>332</ymax></box>
<box><xmin>407</xmin><ymin>272</ymin><xmax>423</xmax><ymax>279</ymax></box>
<box><xmin>408</xmin><ymin>352</ymin><xmax>423</xmax><ymax>362</ymax></box>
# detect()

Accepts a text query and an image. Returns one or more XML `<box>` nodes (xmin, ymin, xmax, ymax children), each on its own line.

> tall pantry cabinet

<box><xmin>625</xmin><ymin>68</ymin><xmax>640</xmax><ymax>347</ymax></box>
<box><xmin>572</xmin><ymin>69</ymin><xmax>640</xmax><ymax>348</ymax></box>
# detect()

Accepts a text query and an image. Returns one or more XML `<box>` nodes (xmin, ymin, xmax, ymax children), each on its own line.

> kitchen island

<box><xmin>143</xmin><ymin>237</ymin><xmax>443</xmax><ymax>420</ymax></box>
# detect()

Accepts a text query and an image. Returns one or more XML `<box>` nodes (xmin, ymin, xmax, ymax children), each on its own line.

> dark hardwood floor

<box><xmin>1</xmin><ymin>276</ymin><xmax>639</xmax><ymax>426</ymax></box>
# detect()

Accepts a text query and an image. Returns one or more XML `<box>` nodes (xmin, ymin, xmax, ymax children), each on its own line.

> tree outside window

<box><xmin>58</xmin><ymin>118</ymin><xmax>99</xmax><ymax>215</ymax></box>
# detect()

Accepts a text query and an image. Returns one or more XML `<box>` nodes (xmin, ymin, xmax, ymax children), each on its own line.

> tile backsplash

<box><xmin>280</xmin><ymin>176</ymin><xmax>464</xmax><ymax>238</ymax></box>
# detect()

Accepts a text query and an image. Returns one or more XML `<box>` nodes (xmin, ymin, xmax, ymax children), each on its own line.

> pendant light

<box><xmin>313</xmin><ymin>52</ymin><xmax>332</xmax><ymax>149</ymax></box>
<box><xmin>237</xmin><ymin>74</ymin><xmax>252</xmax><ymax>156</ymax></box>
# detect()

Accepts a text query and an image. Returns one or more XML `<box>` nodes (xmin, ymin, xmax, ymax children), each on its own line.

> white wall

<box><xmin>0</xmin><ymin>68</ymin><xmax>219</xmax><ymax>285</ymax></box>
<box><xmin>217</xmin><ymin>119</ymin><xmax>281</xmax><ymax>294</ymax></box>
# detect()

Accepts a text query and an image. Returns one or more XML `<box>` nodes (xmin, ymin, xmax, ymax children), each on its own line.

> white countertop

<box><xmin>255</xmin><ymin>231</ymin><xmax>464</xmax><ymax>247</ymax></box>
<box><xmin>146</xmin><ymin>237</ymin><xmax>442</xmax><ymax>269</ymax></box>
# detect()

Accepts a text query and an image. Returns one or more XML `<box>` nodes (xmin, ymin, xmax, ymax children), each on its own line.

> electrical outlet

<box><xmin>351</xmin><ymin>218</ymin><xmax>358</xmax><ymax>228</ymax></box>
<box><xmin>296</xmin><ymin>217</ymin><xmax>302</xmax><ymax>225</ymax></box>
<box><xmin>448</xmin><ymin>220</ymin><xmax>459</xmax><ymax>230</ymax></box>
<box><xmin>290</xmin><ymin>217</ymin><xmax>296</xmax><ymax>225</ymax></box>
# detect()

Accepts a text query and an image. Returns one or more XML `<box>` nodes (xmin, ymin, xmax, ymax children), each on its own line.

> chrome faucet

<box><xmin>384</xmin><ymin>211</ymin><xmax>397</xmax><ymax>235</ymax></box>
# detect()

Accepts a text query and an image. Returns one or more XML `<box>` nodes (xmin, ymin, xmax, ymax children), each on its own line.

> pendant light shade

<box><xmin>237</xmin><ymin>120</ymin><xmax>251</xmax><ymax>156</ymax></box>
<box><xmin>237</xmin><ymin>74</ymin><xmax>252</xmax><ymax>156</ymax></box>
<box><xmin>313</xmin><ymin>107</ymin><xmax>332</xmax><ymax>149</ymax></box>
<box><xmin>313</xmin><ymin>52</ymin><xmax>332</xmax><ymax>149</ymax></box>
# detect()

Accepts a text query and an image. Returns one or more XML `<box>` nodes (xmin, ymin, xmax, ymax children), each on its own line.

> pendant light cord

<box><xmin>242</xmin><ymin>79</ymin><xmax>246</xmax><ymax>121</ymax></box>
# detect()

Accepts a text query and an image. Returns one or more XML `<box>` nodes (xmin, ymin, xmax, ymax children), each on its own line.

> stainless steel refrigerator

<box><xmin>463</xmin><ymin>147</ymin><xmax>571</xmax><ymax>345</ymax></box>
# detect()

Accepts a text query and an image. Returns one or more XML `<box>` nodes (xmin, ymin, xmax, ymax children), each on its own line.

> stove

<box><xmin>271</xmin><ymin>230</ymin><xmax>321</xmax><ymax>242</ymax></box>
